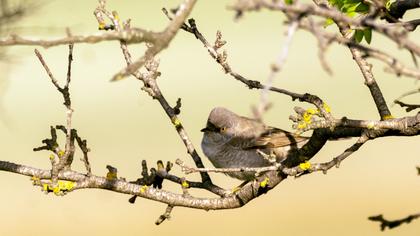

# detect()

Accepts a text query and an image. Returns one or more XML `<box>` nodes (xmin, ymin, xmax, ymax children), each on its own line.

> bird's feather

<box><xmin>245</xmin><ymin>127</ymin><xmax>308</xmax><ymax>149</ymax></box>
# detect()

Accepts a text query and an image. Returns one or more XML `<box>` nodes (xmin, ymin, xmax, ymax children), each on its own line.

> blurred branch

<box><xmin>228</xmin><ymin>0</ymin><xmax>420</xmax><ymax>57</ymax></box>
<box><xmin>394</xmin><ymin>100</ymin><xmax>420</xmax><ymax>112</ymax></box>
<box><xmin>297</xmin><ymin>18</ymin><xmax>420</xmax><ymax>79</ymax></box>
<box><xmin>0</xmin><ymin>30</ymin><xmax>159</xmax><ymax>48</ymax></box>
<box><xmin>368</xmin><ymin>213</ymin><xmax>420</xmax><ymax>231</ymax></box>
<box><xmin>253</xmin><ymin>20</ymin><xmax>298</xmax><ymax>121</ymax></box>
<box><xmin>0</xmin><ymin>0</ymin><xmax>27</xmax><ymax>25</ymax></box>
<box><xmin>394</xmin><ymin>88</ymin><xmax>420</xmax><ymax>112</ymax></box>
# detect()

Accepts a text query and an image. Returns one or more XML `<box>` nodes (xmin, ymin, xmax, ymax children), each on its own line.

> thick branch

<box><xmin>0</xmin><ymin>160</ymin><xmax>284</xmax><ymax>210</ymax></box>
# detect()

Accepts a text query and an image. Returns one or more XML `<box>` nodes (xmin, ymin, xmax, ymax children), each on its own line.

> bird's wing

<box><xmin>244</xmin><ymin>127</ymin><xmax>308</xmax><ymax>149</ymax></box>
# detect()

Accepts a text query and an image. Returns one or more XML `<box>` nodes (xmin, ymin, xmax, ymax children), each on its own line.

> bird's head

<box><xmin>200</xmin><ymin>107</ymin><xmax>237</xmax><ymax>136</ymax></box>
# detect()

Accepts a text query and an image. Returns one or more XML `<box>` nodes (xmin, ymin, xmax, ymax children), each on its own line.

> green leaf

<box><xmin>354</xmin><ymin>2</ymin><xmax>369</xmax><ymax>12</ymax></box>
<box><xmin>346</xmin><ymin>11</ymin><xmax>357</xmax><ymax>18</ymax></box>
<box><xmin>284</xmin><ymin>0</ymin><xmax>293</xmax><ymax>5</ymax></box>
<box><xmin>342</xmin><ymin>2</ymin><xmax>360</xmax><ymax>13</ymax></box>
<box><xmin>324</xmin><ymin>18</ymin><xmax>335</xmax><ymax>27</ymax></box>
<box><xmin>328</xmin><ymin>0</ymin><xmax>344</xmax><ymax>8</ymax></box>
<box><xmin>329</xmin><ymin>0</ymin><xmax>369</xmax><ymax>15</ymax></box>
<box><xmin>385</xmin><ymin>0</ymin><xmax>393</xmax><ymax>11</ymax></box>
<box><xmin>363</xmin><ymin>28</ymin><xmax>372</xmax><ymax>44</ymax></box>
<box><xmin>354</xmin><ymin>29</ymin><xmax>364</xmax><ymax>43</ymax></box>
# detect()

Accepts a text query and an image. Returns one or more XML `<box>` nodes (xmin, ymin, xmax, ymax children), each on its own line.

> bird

<box><xmin>201</xmin><ymin>107</ymin><xmax>309</xmax><ymax>181</ymax></box>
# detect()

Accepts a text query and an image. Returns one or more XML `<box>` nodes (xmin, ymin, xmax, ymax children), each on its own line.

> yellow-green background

<box><xmin>1</xmin><ymin>1</ymin><xmax>419</xmax><ymax>235</ymax></box>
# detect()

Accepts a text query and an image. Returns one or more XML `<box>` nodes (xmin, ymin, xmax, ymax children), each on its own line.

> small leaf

<box><xmin>342</xmin><ymin>2</ymin><xmax>360</xmax><ymax>13</ymax></box>
<box><xmin>284</xmin><ymin>0</ymin><xmax>293</xmax><ymax>5</ymax></box>
<box><xmin>346</xmin><ymin>11</ymin><xmax>357</xmax><ymax>18</ymax></box>
<box><xmin>385</xmin><ymin>0</ymin><xmax>392</xmax><ymax>11</ymax></box>
<box><xmin>354</xmin><ymin>29</ymin><xmax>364</xmax><ymax>43</ymax></box>
<box><xmin>324</xmin><ymin>18</ymin><xmax>335</xmax><ymax>27</ymax></box>
<box><xmin>355</xmin><ymin>2</ymin><xmax>369</xmax><ymax>13</ymax></box>
<box><xmin>364</xmin><ymin>28</ymin><xmax>372</xmax><ymax>44</ymax></box>
<box><xmin>328</xmin><ymin>0</ymin><xmax>344</xmax><ymax>8</ymax></box>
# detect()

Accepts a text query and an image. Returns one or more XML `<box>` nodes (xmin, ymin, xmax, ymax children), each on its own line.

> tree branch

<box><xmin>368</xmin><ymin>213</ymin><xmax>420</xmax><ymax>231</ymax></box>
<box><xmin>0</xmin><ymin>159</ymin><xmax>284</xmax><ymax>210</ymax></box>
<box><xmin>0</xmin><ymin>29</ymin><xmax>158</xmax><ymax>48</ymax></box>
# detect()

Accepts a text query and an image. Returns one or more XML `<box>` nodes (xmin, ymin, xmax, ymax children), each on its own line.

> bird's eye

<box><xmin>220</xmin><ymin>127</ymin><xmax>227</xmax><ymax>132</ymax></box>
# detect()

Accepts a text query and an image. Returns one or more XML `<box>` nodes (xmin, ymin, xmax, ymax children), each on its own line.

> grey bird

<box><xmin>201</xmin><ymin>107</ymin><xmax>309</xmax><ymax>181</ymax></box>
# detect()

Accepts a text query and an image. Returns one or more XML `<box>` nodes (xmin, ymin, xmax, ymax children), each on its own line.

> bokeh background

<box><xmin>1</xmin><ymin>1</ymin><xmax>420</xmax><ymax>235</ymax></box>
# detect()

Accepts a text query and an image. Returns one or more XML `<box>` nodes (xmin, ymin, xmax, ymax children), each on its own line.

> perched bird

<box><xmin>201</xmin><ymin>107</ymin><xmax>309</xmax><ymax>181</ymax></box>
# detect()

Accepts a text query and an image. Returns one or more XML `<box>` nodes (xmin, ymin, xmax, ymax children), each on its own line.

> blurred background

<box><xmin>0</xmin><ymin>0</ymin><xmax>420</xmax><ymax>235</ymax></box>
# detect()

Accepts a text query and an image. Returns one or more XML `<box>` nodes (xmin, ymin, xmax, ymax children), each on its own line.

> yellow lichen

<box><xmin>58</xmin><ymin>150</ymin><xmax>65</xmax><ymax>157</ymax></box>
<box><xmin>303</xmin><ymin>108</ymin><xmax>318</xmax><ymax>124</ymax></box>
<box><xmin>49</xmin><ymin>154</ymin><xmax>55</xmax><ymax>160</ymax></box>
<box><xmin>297</xmin><ymin>122</ymin><xmax>307</xmax><ymax>130</ymax></box>
<box><xmin>57</xmin><ymin>180</ymin><xmax>76</xmax><ymax>191</ymax></box>
<box><xmin>307</xmin><ymin>108</ymin><xmax>318</xmax><ymax>115</ymax></box>
<box><xmin>42</xmin><ymin>180</ymin><xmax>76</xmax><ymax>195</ymax></box>
<box><xmin>260</xmin><ymin>177</ymin><xmax>270</xmax><ymax>188</ymax></box>
<box><xmin>171</xmin><ymin>117</ymin><xmax>182</xmax><ymax>128</ymax></box>
<box><xmin>31</xmin><ymin>176</ymin><xmax>39</xmax><ymax>181</ymax></box>
<box><xmin>53</xmin><ymin>185</ymin><xmax>61</xmax><ymax>194</ymax></box>
<box><xmin>98</xmin><ymin>22</ymin><xmax>106</xmax><ymax>30</ymax></box>
<box><xmin>383</xmin><ymin>114</ymin><xmax>394</xmax><ymax>120</ymax></box>
<box><xmin>299</xmin><ymin>161</ymin><xmax>311</xmax><ymax>171</ymax></box>
<box><xmin>106</xmin><ymin>171</ymin><xmax>118</xmax><ymax>180</ymax></box>
<box><xmin>157</xmin><ymin>161</ymin><xmax>165</xmax><ymax>171</ymax></box>
<box><xmin>322</xmin><ymin>103</ymin><xmax>331</xmax><ymax>113</ymax></box>
<box><xmin>112</xmin><ymin>11</ymin><xmax>120</xmax><ymax>22</ymax></box>
<box><xmin>140</xmin><ymin>185</ymin><xmax>148</xmax><ymax>193</ymax></box>
<box><xmin>42</xmin><ymin>183</ymin><xmax>49</xmax><ymax>192</ymax></box>
<box><xmin>31</xmin><ymin>176</ymin><xmax>40</xmax><ymax>185</ymax></box>
<box><xmin>366</xmin><ymin>121</ymin><xmax>375</xmax><ymax>129</ymax></box>
<box><xmin>181</xmin><ymin>180</ymin><xmax>189</xmax><ymax>188</ymax></box>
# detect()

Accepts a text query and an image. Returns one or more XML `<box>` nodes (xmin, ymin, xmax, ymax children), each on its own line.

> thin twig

<box><xmin>394</xmin><ymin>100</ymin><xmax>420</xmax><ymax>112</ymax></box>
<box><xmin>155</xmin><ymin>205</ymin><xmax>174</xmax><ymax>225</ymax></box>
<box><xmin>254</xmin><ymin>20</ymin><xmax>298</xmax><ymax>120</ymax></box>
<box><xmin>34</xmin><ymin>49</ymin><xmax>60</xmax><ymax>89</ymax></box>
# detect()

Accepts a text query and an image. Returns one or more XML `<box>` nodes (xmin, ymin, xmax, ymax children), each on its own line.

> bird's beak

<box><xmin>200</xmin><ymin>127</ymin><xmax>210</xmax><ymax>132</ymax></box>
<box><xmin>201</xmin><ymin>122</ymin><xmax>218</xmax><ymax>132</ymax></box>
